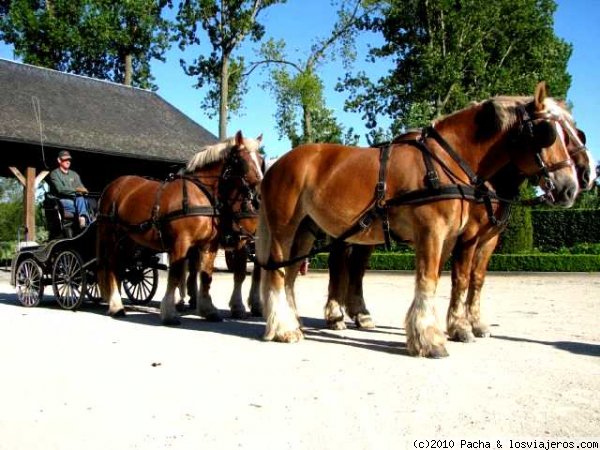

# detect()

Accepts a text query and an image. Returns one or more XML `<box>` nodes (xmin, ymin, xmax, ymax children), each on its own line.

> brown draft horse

<box><xmin>96</xmin><ymin>131</ymin><xmax>263</xmax><ymax>325</ymax></box>
<box><xmin>256</xmin><ymin>82</ymin><xmax>585</xmax><ymax>358</ymax></box>
<box><xmin>325</xmin><ymin>124</ymin><xmax>595</xmax><ymax>338</ymax></box>
<box><xmin>180</xmin><ymin>136</ymin><xmax>264</xmax><ymax>320</ymax></box>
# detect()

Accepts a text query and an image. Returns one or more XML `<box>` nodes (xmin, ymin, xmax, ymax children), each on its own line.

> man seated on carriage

<box><xmin>47</xmin><ymin>150</ymin><xmax>90</xmax><ymax>229</ymax></box>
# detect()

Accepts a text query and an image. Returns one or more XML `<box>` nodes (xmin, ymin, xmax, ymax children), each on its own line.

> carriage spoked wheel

<box><xmin>122</xmin><ymin>264</ymin><xmax>158</xmax><ymax>305</ymax></box>
<box><xmin>15</xmin><ymin>258</ymin><xmax>44</xmax><ymax>307</ymax></box>
<box><xmin>85</xmin><ymin>269</ymin><xmax>103</xmax><ymax>303</ymax></box>
<box><xmin>52</xmin><ymin>250</ymin><xmax>86</xmax><ymax>310</ymax></box>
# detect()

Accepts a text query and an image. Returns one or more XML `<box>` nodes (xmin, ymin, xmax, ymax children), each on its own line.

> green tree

<box><xmin>340</xmin><ymin>0</ymin><xmax>572</xmax><ymax>138</ymax></box>
<box><xmin>0</xmin><ymin>0</ymin><xmax>172</xmax><ymax>89</ymax></box>
<box><xmin>252</xmin><ymin>0</ymin><xmax>365</xmax><ymax>146</ymax></box>
<box><xmin>174</xmin><ymin>0</ymin><xmax>286</xmax><ymax>139</ymax></box>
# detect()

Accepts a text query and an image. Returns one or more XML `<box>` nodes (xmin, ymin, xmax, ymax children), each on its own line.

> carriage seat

<box><xmin>43</xmin><ymin>193</ymin><xmax>75</xmax><ymax>239</ymax></box>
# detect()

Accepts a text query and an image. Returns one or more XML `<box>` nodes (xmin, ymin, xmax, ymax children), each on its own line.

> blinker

<box><xmin>532</xmin><ymin>120</ymin><xmax>557</xmax><ymax>148</ymax></box>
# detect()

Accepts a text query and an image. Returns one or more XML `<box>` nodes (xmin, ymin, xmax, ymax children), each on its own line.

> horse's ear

<box><xmin>534</xmin><ymin>81</ymin><xmax>547</xmax><ymax>111</ymax></box>
<box><xmin>235</xmin><ymin>130</ymin><xmax>244</xmax><ymax>147</ymax></box>
<box><xmin>256</xmin><ymin>133</ymin><xmax>263</xmax><ymax>144</ymax></box>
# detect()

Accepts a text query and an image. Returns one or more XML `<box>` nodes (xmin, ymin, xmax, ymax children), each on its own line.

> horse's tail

<box><xmin>255</xmin><ymin>206</ymin><xmax>271</xmax><ymax>267</ymax></box>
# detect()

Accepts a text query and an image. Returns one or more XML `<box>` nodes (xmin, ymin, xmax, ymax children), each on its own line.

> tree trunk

<box><xmin>303</xmin><ymin>105</ymin><xmax>312</xmax><ymax>144</ymax></box>
<box><xmin>124</xmin><ymin>53</ymin><xmax>133</xmax><ymax>86</ymax></box>
<box><xmin>219</xmin><ymin>54</ymin><xmax>230</xmax><ymax>140</ymax></box>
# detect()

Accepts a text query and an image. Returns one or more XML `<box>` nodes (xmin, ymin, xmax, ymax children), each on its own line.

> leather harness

<box><xmin>99</xmin><ymin>173</ymin><xmax>259</xmax><ymax>251</ymax></box>
<box><xmin>258</xmin><ymin>110</ymin><xmax>579</xmax><ymax>270</ymax></box>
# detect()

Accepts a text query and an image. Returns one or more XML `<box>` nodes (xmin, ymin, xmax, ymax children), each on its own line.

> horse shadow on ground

<box><xmin>3</xmin><ymin>294</ymin><xmax>595</xmax><ymax>358</ymax></box>
<box><xmin>0</xmin><ymin>293</ymin><xmax>408</xmax><ymax>356</ymax></box>
<box><xmin>492</xmin><ymin>335</ymin><xmax>600</xmax><ymax>357</ymax></box>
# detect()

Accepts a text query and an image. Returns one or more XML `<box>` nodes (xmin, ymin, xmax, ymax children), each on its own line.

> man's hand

<box><xmin>75</xmin><ymin>186</ymin><xmax>88</xmax><ymax>194</ymax></box>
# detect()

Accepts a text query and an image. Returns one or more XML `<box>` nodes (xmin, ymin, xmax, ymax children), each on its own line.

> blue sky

<box><xmin>1</xmin><ymin>0</ymin><xmax>598</xmax><ymax>163</ymax></box>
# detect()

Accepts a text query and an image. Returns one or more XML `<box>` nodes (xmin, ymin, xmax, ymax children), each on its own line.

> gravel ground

<box><xmin>0</xmin><ymin>268</ymin><xmax>598</xmax><ymax>450</ymax></box>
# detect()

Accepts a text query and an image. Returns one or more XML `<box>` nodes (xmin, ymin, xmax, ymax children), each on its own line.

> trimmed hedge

<box><xmin>532</xmin><ymin>208</ymin><xmax>600</xmax><ymax>251</ymax></box>
<box><xmin>310</xmin><ymin>252</ymin><xmax>600</xmax><ymax>272</ymax></box>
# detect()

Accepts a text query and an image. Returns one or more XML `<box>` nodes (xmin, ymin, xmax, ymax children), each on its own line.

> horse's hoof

<box><xmin>326</xmin><ymin>320</ymin><xmax>347</xmax><ymax>330</ymax></box>
<box><xmin>162</xmin><ymin>317</ymin><xmax>181</xmax><ymax>326</ymax></box>
<box><xmin>449</xmin><ymin>328</ymin><xmax>476</xmax><ymax>343</ymax></box>
<box><xmin>230</xmin><ymin>309</ymin><xmax>247</xmax><ymax>320</ymax></box>
<box><xmin>175</xmin><ymin>302</ymin><xmax>186</xmax><ymax>313</ymax></box>
<box><xmin>250</xmin><ymin>307</ymin><xmax>263</xmax><ymax>317</ymax></box>
<box><xmin>472</xmin><ymin>324</ymin><xmax>491</xmax><ymax>338</ymax></box>
<box><xmin>204</xmin><ymin>311</ymin><xmax>223</xmax><ymax>322</ymax></box>
<box><xmin>188</xmin><ymin>301</ymin><xmax>197</xmax><ymax>310</ymax></box>
<box><xmin>275</xmin><ymin>329</ymin><xmax>304</xmax><ymax>343</ymax></box>
<box><xmin>109</xmin><ymin>309</ymin><xmax>126</xmax><ymax>318</ymax></box>
<box><xmin>354</xmin><ymin>313</ymin><xmax>375</xmax><ymax>329</ymax></box>
<box><xmin>426</xmin><ymin>345</ymin><xmax>449</xmax><ymax>359</ymax></box>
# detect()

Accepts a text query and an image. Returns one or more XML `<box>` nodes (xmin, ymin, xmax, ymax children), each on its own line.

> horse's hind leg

<box><xmin>325</xmin><ymin>241</ymin><xmax>350</xmax><ymax>330</ymax></box>
<box><xmin>344</xmin><ymin>244</ymin><xmax>375</xmax><ymax>329</ymax></box>
<box><xmin>406</xmin><ymin>232</ymin><xmax>448</xmax><ymax>358</ymax></box>
<box><xmin>97</xmin><ymin>224</ymin><xmax>125</xmax><ymax>317</ymax></box>
<box><xmin>466</xmin><ymin>236</ymin><xmax>498</xmax><ymax>338</ymax></box>
<box><xmin>447</xmin><ymin>239</ymin><xmax>477</xmax><ymax>343</ymax></box>
<box><xmin>228</xmin><ymin>247</ymin><xmax>249</xmax><ymax>319</ymax></box>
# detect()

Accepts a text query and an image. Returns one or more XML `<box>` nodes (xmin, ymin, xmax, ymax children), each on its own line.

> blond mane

<box><xmin>433</xmin><ymin>94</ymin><xmax>573</xmax><ymax>142</ymax></box>
<box><xmin>185</xmin><ymin>135</ymin><xmax>262</xmax><ymax>173</ymax></box>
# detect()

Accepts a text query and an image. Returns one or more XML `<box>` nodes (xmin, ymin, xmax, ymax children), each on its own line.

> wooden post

<box><xmin>24</xmin><ymin>167</ymin><xmax>36</xmax><ymax>242</ymax></box>
<box><xmin>8</xmin><ymin>166</ymin><xmax>48</xmax><ymax>243</ymax></box>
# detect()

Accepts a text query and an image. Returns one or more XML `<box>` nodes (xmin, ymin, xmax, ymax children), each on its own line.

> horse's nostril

<box><xmin>582</xmin><ymin>169</ymin><xmax>590</xmax><ymax>186</ymax></box>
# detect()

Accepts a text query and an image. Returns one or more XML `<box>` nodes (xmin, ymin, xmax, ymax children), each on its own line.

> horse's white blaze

<box><xmin>250</xmin><ymin>151</ymin><xmax>264</xmax><ymax>181</ymax></box>
<box><xmin>561</xmin><ymin>119</ymin><xmax>597</xmax><ymax>188</ymax></box>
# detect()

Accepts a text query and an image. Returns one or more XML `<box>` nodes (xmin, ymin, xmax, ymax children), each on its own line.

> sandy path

<box><xmin>0</xmin><ymin>269</ymin><xmax>598</xmax><ymax>449</ymax></box>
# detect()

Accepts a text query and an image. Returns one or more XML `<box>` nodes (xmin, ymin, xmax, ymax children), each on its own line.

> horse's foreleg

<box><xmin>261</xmin><ymin>267</ymin><xmax>303</xmax><ymax>342</ymax></box>
<box><xmin>248</xmin><ymin>263</ymin><xmax>262</xmax><ymax>317</ymax></box>
<box><xmin>325</xmin><ymin>241</ymin><xmax>350</xmax><ymax>330</ymax></box>
<box><xmin>447</xmin><ymin>239</ymin><xmax>477</xmax><ymax>343</ymax></box>
<box><xmin>160</xmin><ymin>258</ymin><xmax>184</xmax><ymax>326</ymax></box>
<box><xmin>283</xmin><ymin>230</ymin><xmax>316</xmax><ymax>327</ymax></box>
<box><xmin>228</xmin><ymin>248</ymin><xmax>248</xmax><ymax>319</ymax></box>
<box><xmin>406</xmin><ymin>234</ymin><xmax>448</xmax><ymax>358</ymax></box>
<box><xmin>196</xmin><ymin>248</ymin><xmax>222</xmax><ymax>322</ymax></box>
<box><xmin>466</xmin><ymin>236</ymin><xmax>498</xmax><ymax>338</ymax></box>
<box><xmin>256</xmin><ymin>208</ymin><xmax>303</xmax><ymax>342</ymax></box>
<box><xmin>345</xmin><ymin>245</ymin><xmax>375</xmax><ymax>329</ymax></box>
<box><xmin>175</xmin><ymin>258</ymin><xmax>188</xmax><ymax>312</ymax></box>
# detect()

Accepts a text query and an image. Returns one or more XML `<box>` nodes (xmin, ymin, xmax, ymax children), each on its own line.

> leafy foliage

<box><xmin>174</xmin><ymin>0</ymin><xmax>286</xmax><ymax>138</ymax></box>
<box><xmin>256</xmin><ymin>1</ymin><xmax>367</xmax><ymax>145</ymax></box>
<box><xmin>0</xmin><ymin>0</ymin><xmax>172</xmax><ymax>88</ymax></box>
<box><xmin>339</xmin><ymin>0</ymin><xmax>572</xmax><ymax>139</ymax></box>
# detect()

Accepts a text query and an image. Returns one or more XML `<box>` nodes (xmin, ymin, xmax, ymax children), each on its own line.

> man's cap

<box><xmin>58</xmin><ymin>150</ymin><xmax>72</xmax><ymax>160</ymax></box>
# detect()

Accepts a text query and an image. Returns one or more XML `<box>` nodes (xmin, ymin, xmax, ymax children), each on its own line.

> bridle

<box><xmin>517</xmin><ymin>105</ymin><xmax>580</xmax><ymax>200</ymax></box>
<box><xmin>218</xmin><ymin>146</ymin><xmax>263</xmax><ymax>243</ymax></box>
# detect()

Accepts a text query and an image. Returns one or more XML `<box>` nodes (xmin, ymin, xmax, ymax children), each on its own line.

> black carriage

<box><xmin>10</xmin><ymin>194</ymin><xmax>162</xmax><ymax>310</ymax></box>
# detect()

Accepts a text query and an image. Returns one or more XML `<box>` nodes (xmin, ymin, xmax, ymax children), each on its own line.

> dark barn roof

<box><xmin>0</xmin><ymin>58</ymin><xmax>217</xmax><ymax>166</ymax></box>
